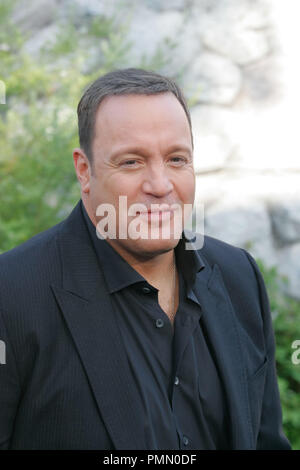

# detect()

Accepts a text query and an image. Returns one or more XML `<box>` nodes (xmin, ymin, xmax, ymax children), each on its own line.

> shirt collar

<box><xmin>80</xmin><ymin>199</ymin><xmax>205</xmax><ymax>294</ymax></box>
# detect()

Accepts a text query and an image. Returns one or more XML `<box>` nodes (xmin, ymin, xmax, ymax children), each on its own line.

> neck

<box><xmin>82</xmin><ymin>198</ymin><xmax>177</xmax><ymax>287</ymax></box>
<box><xmin>106</xmin><ymin>238</ymin><xmax>176</xmax><ymax>289</ymax></box>
<box><xmin>130</xmin><ymin>250</ymin><xmax>176</xmax><ymax>287</ymax></box>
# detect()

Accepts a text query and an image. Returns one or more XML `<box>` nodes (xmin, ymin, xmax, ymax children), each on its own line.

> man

<box><xmin>0</xmin><ymin>68</ymin><xmax>292</xmax><ymax>450</ymax></box>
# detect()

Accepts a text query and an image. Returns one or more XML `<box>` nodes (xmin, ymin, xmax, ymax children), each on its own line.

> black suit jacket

<box><xmin>0</xmin><ymin>200</ymin><xmax>292</xmax><ymax>449</ymax></box>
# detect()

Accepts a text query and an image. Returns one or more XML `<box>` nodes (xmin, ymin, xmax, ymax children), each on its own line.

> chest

<box><xmin>157</xmin><ymin>274</ymin><xmax>179</xmax><ymax>325</ymax></box>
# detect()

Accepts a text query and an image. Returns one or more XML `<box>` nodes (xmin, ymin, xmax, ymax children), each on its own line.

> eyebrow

<box><xmin>109</xmin><ymin>144</ymin><xmax>193</xmax><ymax>161</ymax></box>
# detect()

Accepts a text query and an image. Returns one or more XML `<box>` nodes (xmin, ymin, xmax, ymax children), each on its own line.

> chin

<box><xmin>127</xmin><ymin>236</ymin><xmax>180</xmax><ymax>258</ymax></box>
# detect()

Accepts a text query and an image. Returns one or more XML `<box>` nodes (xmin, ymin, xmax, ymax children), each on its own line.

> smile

<box><xmin>137</xmin><ymin>209</ymin><xmax>176</xmax><ymax>223</ymax></box>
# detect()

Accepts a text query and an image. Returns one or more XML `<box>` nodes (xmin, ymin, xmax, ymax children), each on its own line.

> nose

<box><xmin>141</xmin><ymin>162</ymin><xmax>174</xmax><ymax>198</ymax></box>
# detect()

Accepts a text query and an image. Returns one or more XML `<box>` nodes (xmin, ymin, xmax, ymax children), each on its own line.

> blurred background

<box><xmin>0</xmin><ymin>0</ymin><xmax>299</xmax><ymax>449</ymax></box>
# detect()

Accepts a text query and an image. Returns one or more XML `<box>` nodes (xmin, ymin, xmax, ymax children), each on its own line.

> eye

<box><xmin>169</xmin><ymin>156</ymin><xmax>187</xmax><ymax>165</ymax></box>
<box><xmin>121</xmin><ymin>159</ymin><xmax>139</xmax><ymax>167</ymax></box>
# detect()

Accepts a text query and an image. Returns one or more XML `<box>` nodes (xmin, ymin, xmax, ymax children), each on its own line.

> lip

<box><xmin>138</xmin><ymin>209</ymin><xmax>175</xmax><ymax>223</ymax></box>
<box><xmin>140</xmin><ymin>209</ymin><xmax>174</xmax><ymax>214</ymax></box>
<box><xmin>137</xmin><ymin>204</ymin><xmax>176</xmax><ymax>215</ymax></box>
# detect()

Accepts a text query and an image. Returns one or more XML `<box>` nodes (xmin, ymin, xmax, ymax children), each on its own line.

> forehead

<box><xmin>93</xmin><ymin>92</ymin><xmax>192</xmax><ymax>147</ymax></box>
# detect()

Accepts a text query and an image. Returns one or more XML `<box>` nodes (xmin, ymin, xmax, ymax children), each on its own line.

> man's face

<box><xmin>87</xmin><ymin>92</ymin><xmax>195</xmax><ymax>260</ymax></box>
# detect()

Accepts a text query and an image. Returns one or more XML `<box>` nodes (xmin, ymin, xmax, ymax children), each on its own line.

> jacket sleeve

<box><xmin>241</xmin><ymin>249</ymin><xmax>292</xmax><ymax>450</ymax></box>
<box><xmin>0</xmin><ymin>308</ymin><xmax>22</xmax><ymax>450</ymax></box>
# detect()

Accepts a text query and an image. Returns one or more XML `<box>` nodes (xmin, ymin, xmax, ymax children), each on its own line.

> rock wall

<box><xmin>12</xmin><ymin>0</ymin><xmax>300</xmax><ymax>298</ymax></box>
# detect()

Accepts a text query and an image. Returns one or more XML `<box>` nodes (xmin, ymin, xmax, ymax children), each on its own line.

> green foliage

<box><xmin>256</xmin><ymin>258</ymin><xmax>300</xmax><ymax>450</ymax></box>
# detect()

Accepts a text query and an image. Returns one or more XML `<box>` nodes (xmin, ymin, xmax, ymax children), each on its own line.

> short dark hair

<box><xmin>77</xmin><ymin>67</ymin><xmax>193</xmax><ymax>163</ymax></box>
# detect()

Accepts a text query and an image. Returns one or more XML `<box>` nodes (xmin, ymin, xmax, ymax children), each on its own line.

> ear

<box><xmin>73</xmin><ymin>148</ymin><xmax>91</xmax><ymax>194</ymax></box>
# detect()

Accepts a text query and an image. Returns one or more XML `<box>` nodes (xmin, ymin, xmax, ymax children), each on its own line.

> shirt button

<box><xmin>174</xmin><ymin>376</ymin><xmax>179</xmax><ymax>385</ymax></box>
<box><xmin>183</xmin><ymin>435</ymin><xmax>189</xmax><ymax>446</ymax></box>
<box><xmin>156</xmin><ymin>318</ymin><xmax>164</xmax><ymax>328</ymax></box>
<box><xmin>142</xmin><ymin>286</ymin><xmax>151</xmax><ymax>294</ymax></box>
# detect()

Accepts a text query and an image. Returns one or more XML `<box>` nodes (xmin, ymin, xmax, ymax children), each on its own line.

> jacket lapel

<box><xmin>51</xmin><ymin>202</ymin><xmax>147</xmax><ymax>450</ymax></box>
<box><xmin>192</xmin><ymin>260</ymin><xmax>255</xmax><ymax>449</ymax></box>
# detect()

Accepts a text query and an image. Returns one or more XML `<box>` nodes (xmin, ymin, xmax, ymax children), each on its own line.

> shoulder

<box><xmin>201</xmin><ymin>233</ymin><xmax>258</xmax><ymax>271</ymax></box>
<box><xmin>0</xmin><ymin>220</ymin><xmax>65</xmax><ymax>302</ymax></box>
<box><xmin>191</xmin><ymin>232</ymin><xmax>253</xmax><ymax>272</ymax></box>
<box><xmin>198</xmin><ymin>233</ymin><xmax>263</xmax><ymax>298</ymax></box>
<box><xmin>0</xmin><ymin>220</ymin><xmax>64</xmax><ymax>266</ymax></box>
<box><xmin>201</xmin><ymin>233</ymin><xmax>246</xmax><ymax>261</ymax></box>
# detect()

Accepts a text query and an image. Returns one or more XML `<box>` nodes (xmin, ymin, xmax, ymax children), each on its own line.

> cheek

<box><xmin>176</xmin><ymin>171</ymin><xmax>195</xmax><ymax>202</ymax></box>
<box><xmin>98</xmin><ymin>173</ymin><xmax>142</xmax><ymax>204</ymax></box>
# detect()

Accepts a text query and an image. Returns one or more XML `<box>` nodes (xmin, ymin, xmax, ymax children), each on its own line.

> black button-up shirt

<box><xmin>81</xmin><ymin>201</ymin><xmax>231</xmax><ymax>450</ymax></box>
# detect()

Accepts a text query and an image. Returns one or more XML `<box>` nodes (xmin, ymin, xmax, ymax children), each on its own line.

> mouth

<box><xmin>137</xmin><ymin>203</ymin><xmax>177</xmax><ymax>214</ymax></box>
<box><xmin>139</xmin><ymin>209</ymin><xmax>173</xmax><ymax>214</ymax></box>
<box><xmin>137</xmin><ymin>206</ymin><xmax>176</xmax><ymax>223</ymax></box>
